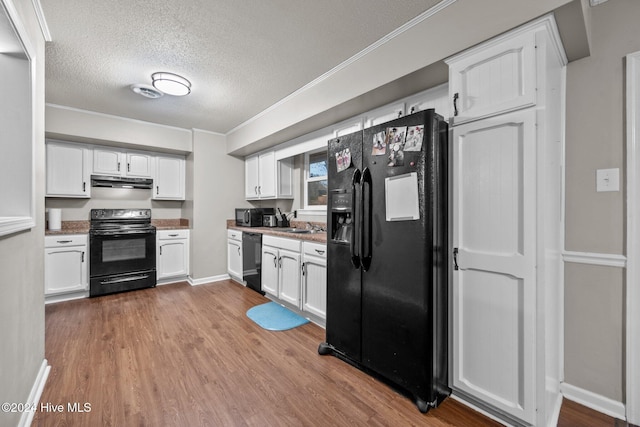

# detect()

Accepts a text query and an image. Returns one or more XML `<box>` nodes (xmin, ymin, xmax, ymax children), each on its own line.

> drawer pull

<box><xmin>56</xmin><ymin>240</ymin><xmax>72</xmax><ymax>244</ymax></box>
<box><xmin>168</xmin><ymin>233</ymin><xmax>179</xmax><ymax>237</ymax></box>
<box><xmin>315</xmin><ymin>249</ymin><xmax>325</xmax><ymax>255</ymax></box>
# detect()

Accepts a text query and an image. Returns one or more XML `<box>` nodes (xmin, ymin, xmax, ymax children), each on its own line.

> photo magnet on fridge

<box><xmin>404</xmin><ymin>125</ymin><xmax>424</xmax><ymax>152</ymax></box>
<box><xmin>386</xmin><ymin>127</ymin><xmax>406</xmax><ymax>167</ymax></box>
<box><xmin>335</xmin><ymin>148</ymin><xmax>351</xmax><ymax>173</ymax></box>
<box><xmin>371</xmin><ymin>131</ymin><xmax>387</xmax><ymax>156</ymax></box>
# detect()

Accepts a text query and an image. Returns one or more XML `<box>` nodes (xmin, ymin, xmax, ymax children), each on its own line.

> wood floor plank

<box><xmin>31</xmin><ymin>280</ymin><xmax>619</xmax><ymax>426</ymax></box>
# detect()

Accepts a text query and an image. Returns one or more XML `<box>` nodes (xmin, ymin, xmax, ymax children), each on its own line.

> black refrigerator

<box><xmin>318</xmin><ymin>109</ymin><xmax>450</xmax><ymax>413</ymax></box>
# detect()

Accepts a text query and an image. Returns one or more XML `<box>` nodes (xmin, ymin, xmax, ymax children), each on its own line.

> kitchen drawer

<box><xmin>158</xmin><ymin>229</ymin><xmax>189</xmax><ymax>240</ymax></box>
<box><xmin>303</xmin><ymin>241</ymin><xmax>326</xmax><ymax>258</ymax></box>
<box><xmin>45</xmin><ymin>234</ymin><xmax>87</xmax><ymax>248</ymax></box>
<box><xmin>227</xmin><ymin>229</ymin><xmax>242</xmax><ymax>241</ymax></box>
<box><xmin>263</xmin><ymin>235</ymin><xmax>301</xmax><ymax>252</ymax></box>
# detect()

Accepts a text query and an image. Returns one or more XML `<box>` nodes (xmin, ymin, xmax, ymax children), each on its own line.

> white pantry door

<box><xmin>452</xmin><ymin>109</ymin><xmax>537</xmax><ymax>424</ymax></box>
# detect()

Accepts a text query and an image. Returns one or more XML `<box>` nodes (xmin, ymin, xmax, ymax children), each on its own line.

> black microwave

<box><xmin>235</xmin><ymin>208</ymin><xmax>274</xmax><ymax>227</ymax></box>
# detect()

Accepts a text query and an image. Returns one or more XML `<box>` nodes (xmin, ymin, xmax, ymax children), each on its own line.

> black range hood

<box><xmin>91</xmin><ymin>175</ymin><xmax>153</xmax><ymax>189</ymax></box>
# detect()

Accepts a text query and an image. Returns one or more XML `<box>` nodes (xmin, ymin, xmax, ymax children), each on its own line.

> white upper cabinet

<box><xmin>245</xmin><ymin>150</ymin><xmax>293</xmax><ymax>200</ymax></box>
<box><xmin>93</xmin><ymin>146</ymin><xmax>123</xmax><ymax>176</ymax></box>
<box><xmin>257</xmin><ymin>150</ymin><xmax>276</xmax><ymax>198</ymax></box>
<box><xmin>153</xmin><ymin>154</ymin><xmax>185</xmax><ymax>200</ymax></box>
<box><xmin>46</xmin><ymin>140</ymin><xmax>91</xmax><ymax>198</ymax></box>
<box><xmin>363</xmin><ymin>103</ymin><xmax>405</xmax><ymax>128</ymax></box>
<box><xmin>93</xmin><ymin>146</ymin><xmax>153</xmax><ymax>178</ymax></box>
<box><xmin>446</xmin><ymin>30</ymin><xmax>537</xmax><ymax>125</ymax></box>
<box><xmin>126</xmin><ymin>151</ymin><xmax>153</xmax><ymax>177</ymax></box>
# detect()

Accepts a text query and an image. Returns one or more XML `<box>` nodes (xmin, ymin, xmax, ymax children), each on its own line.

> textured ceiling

<box><xmin>41</xmin><ymin>0</ymin><xmax>443</xmax><ymax>134</ymax></box>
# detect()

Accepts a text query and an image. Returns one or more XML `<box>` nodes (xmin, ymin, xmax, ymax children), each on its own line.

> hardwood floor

<box><xmin>32</xmin><ymin>280</ymin><xmax>625</xmax><ymax>426</ymax></box>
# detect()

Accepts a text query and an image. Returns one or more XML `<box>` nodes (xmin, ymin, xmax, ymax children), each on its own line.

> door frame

<box><xmin>625</xmin><ymin>50</ymin><xmax>640</xmax><ymax>425</ymax></box>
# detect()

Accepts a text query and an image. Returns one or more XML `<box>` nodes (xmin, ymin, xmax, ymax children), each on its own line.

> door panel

<box><xmin>261</xmin><ymin>247</ymin><xmax>278</xmax><ymax>296</ymax></box>
<box><xmin>359</xmin><ymin>110</ymin><xmax>446</xmax><ymax>400</ymax></box>
<box><xmin>452</xmin><ymin>109</ymin><xmax>536</xmax><ymax>423</ymax></box>
<box><xmin>278</xmin><ymin>249</ymin><xmax>300</xmax><ymax>308</ymax></box>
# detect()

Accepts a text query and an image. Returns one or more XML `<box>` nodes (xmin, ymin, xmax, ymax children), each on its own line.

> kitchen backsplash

<box><xmin>45</xmin><ymin>187</ymin><xmax>183</xmax><ymax>221</ymax></box>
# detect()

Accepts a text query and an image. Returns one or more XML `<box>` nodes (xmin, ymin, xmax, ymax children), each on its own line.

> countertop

<box><xmin>227</xmin><ymin>220</ymin><xmax>327</xmax><ymax>244</ymax></box>
<box><xmin>45</xmin><ymin>218</ymin><xmax>190</xmax><ymax>236</ymax></box>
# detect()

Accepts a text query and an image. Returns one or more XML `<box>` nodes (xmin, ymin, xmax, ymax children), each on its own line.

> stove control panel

<box><xmin>90</xmin><ymin>209</ymin><xmax>152</xmax><ymax>220</ymax></box>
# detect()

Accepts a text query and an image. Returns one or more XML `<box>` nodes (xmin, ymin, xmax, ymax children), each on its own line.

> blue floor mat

<box><xmin>246</xmin><ymin>302</ymin><xmax>309</xmax><ymax>331</ymax></box>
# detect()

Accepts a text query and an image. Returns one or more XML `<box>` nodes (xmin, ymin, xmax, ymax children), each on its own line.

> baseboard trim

<box><xmin>560</xmin><ymin>382</ymin><xmax>626</xmax><ymax>420</ymax></box>
<box><xmin>562</xmin><ymin>250</ymin><xmax>626</xmax><ymax>268</ymax></box>
<box><xmin>188</xmin><ymin>274</ymin><xmax>230</xmax><ymax>286</ymax></box>
<box><xmin>18</xmin><ymin>359</ymin><xmax>50</xmax><ymax>427</ymax></box>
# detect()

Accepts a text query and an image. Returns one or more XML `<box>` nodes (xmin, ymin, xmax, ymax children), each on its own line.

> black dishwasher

<box><xmin>242</xmin><ymin>232</ymin><xmax>264</xmax><ymax>295</ymax></box>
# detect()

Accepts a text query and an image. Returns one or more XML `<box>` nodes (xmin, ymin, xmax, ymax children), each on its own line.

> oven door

<box><xmin>89</xmin><ymin>229</ymin><xmax>156</xmax><ymax>278</ymax></box>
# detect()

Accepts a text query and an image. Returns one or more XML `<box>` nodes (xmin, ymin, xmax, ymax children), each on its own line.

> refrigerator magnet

<box><xmin>404</xmin><ymin>125</ymin><xmax>424</xmax><ymax>152</ymax></box>
<box><xmin>387</xmin><ymin>142</ymin><xmax>405</xmax><ymax>167</ymax></box>
<box><xmin>371</xmin><ymin>131</ymin><xmax>387</xmax><ymax>156</ymax></box>
<box><xmin>335</xmin><ymin>148</ymin><xmax>351</xmax><ymax>173</ymax></box>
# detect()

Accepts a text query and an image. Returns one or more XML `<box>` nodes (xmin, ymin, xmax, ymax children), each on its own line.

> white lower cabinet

<box><xmin>227</xmin><ymin>230</ymin><xmax>243</xmax><ymax>281</ymax></box>
<box><xmin>261</xmin><ymin>236</ymin><xmax>301</xmax><ymax>307</ymax></box>
<box><xmin>301</xmin><ymin>242</ymin><xmax>326</xmax><ymax>320</ymax></box>
<box><xmin>157</xmin><ymin>230</ymin><xmax>190</xmax><ymax>280</ymax></box>
<box><xmin>44</xmin><ymin>234</ymin><xmax>88</xmax><ymax>295</ymax></box>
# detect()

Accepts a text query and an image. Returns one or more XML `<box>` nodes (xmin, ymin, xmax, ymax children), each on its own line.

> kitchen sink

<box><xmin>281</xmin><ymin>228</ymin><xmax>313</xmax><ymax>234</ymax></box>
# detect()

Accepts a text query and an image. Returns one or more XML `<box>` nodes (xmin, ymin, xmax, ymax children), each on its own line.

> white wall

<box><xmin>0</xmin><ymin>0</ymin><xmax>46</xmax><ymax>426</ymax></box>
<box><xmin>188</xmin><ymin>130</ymin><xmax>247</xmax><ymax>280</ymax></box>
<box><xmin>563</xmin><ymin>0</ymin><xmax>640</xmax><ymax>403</ymax></box>
<box><xmin>46</xmin><ymin>104</ymin><xmax>192</xmax><ymax>154</ymax></box>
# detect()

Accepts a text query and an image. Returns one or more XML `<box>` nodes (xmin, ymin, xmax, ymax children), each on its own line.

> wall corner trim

<box><xmin>560</xmin><ymin>382</ymin><xmax>626</xmax><ymax>421</ymax></box>
<box><xmin>18</xmin><ymin>359</ymin><xmax>50</xmax><ymax>427</ymax></box>
<box><xmin>562</xmin><ymin>251</ymin><xmax>626</xmax><ymax>268</ymax></box>
<box><xmin>188</xmin><ymin>274</ymin><xmax>230</xmax><ymax>286</ymax></box>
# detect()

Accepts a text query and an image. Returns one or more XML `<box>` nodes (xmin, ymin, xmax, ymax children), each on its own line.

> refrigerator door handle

<box><xmin>361</xmin><ymin>167</ymin><xmax>372</xmax><ymax>271</ymax></box>
<box><xmin>351</xmin><ymin>168</ymin><xmax>362</xmax><ymax>269</ymax></box>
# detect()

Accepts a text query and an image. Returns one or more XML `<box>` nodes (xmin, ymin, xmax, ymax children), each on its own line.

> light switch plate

<box><xmin>596</xmin><ymin>168</ymin><xmax>620</xmax><ymax>192</ymax></box>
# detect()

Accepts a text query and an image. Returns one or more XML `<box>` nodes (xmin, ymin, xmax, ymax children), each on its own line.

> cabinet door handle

<box><xmin>156</xmin><ymin>186</ymin><xmax>159</xmax><ymax>195</ymax></box>
<box><xmin>258</xmin><ymin>186</ymin><xmax>261</xmax><ymax>195</ymax></box>
<box><xmin>453</xmin><ymin>247</ymin><xmax>459</xmax><ymax>270</ymax></box>
<box><xmin>83</xmin><ymin>182</ymin><xmax>86</xmax><ymax>192</ymax></box>
<box><xmin>81</xmin><ymin>251</ymin><xmax>85</xmax><ymax>263</ymax></box>
<box><xmin>453</xmin><ymin>92</ymin><xmax>459</xmax><ymax>117</ymax></box>
<box><xmin>159</xmin><ymin>246</ymin><xmax>163</xmax><ymax>255</ymax></box>
<box><xmin>127</xmin><ymin>163</ymin><xmax>130</xmax><ymax>172</ymax></box>
<box><xmin>273</xmin><ymin>254</ymin><xmax>277</xmax><ymax>268</ymax></box>
<box><xmin>56</xmin><ymin>240</ymin><xmax>72</xmax><ymax>244</ymax></box>
<box><xmin>237</xmin><ymin>246</ymin><xmax>241</xmax><ymax>256</ymax></box>
<box><xmin>301</xmin><ymin>262</ymin><xmax>306</xmax><ymax>276</ymax></box>
<box><xmin>117</xmin><ymin>162</ymin><xmax>121</xmax><ymax>172</ymax></box>
<box><xmin>278</xmin><ymin>256</ymin><xmax>282</xmax><ymax>268</ymax></box>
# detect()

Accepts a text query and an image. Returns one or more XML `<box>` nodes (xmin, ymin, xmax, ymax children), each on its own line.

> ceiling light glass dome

<box><xmin>151</xmin><ymin>72</ymin><xmax>191</xmax><ymax>96</ymax></box>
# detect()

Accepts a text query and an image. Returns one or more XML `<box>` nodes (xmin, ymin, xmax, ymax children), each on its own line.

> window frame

<box><xmin>303</xmin><ymin>148</ymin><xmax>328</xmax><ymax>211</ymax></box>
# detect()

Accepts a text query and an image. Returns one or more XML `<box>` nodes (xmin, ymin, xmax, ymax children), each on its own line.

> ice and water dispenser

<box><xmin>330</xmin><ymin>189</ymin><xmax>353</xmax><ymax>244</ymax></box>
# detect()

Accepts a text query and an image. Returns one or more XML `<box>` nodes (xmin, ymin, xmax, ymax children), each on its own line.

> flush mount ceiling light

<box><xmin>130</xmin><ymin>84</ymin><xmax>164</xmax><ymax>99</ymax></box>
<box><xmin>151</xmin><ymin>72</ymin><xmax>191</xmax><ymax>96</ymax></box>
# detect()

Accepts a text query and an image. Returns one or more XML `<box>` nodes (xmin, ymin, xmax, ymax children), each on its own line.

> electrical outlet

<box><xmin>596</xmin><ymin>168</ymin><xmax>620</xmax><ymax>192</ymax></box>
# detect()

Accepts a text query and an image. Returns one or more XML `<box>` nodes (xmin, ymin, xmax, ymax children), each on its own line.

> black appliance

<box><xmin>235</xmin><ymin>208</ymin><xmax>275</xmax><ymax>227</ymax></box>
<box><xmin>242</xmin><ymin>232</ymin><xmax>264</xmax><ymax>295</ymax></box>
<box><xmin>318</xmin><ymin>109</ymin><xmax>450</xmax><ymax>413</ymax></box>
<box><xmin>91</xmin><ymin>174</ymin><xmax>153</xmax><ymax>189</ymax></box>
<box><xmin>89</xmin><ymin>208</ymin><xmax>157</xmax><ymax>297</ymax></box>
